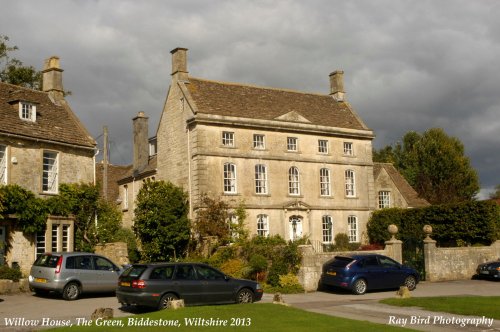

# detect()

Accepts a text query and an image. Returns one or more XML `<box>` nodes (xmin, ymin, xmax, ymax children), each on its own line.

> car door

<box><xmin>359</xmin><ymin>256</ymin><xmax>385</xmax><ymax>289</ymax></box>
<box><xmin>194</xmin><ymin>265</ymin><xmax>233</xmax><ymax>303</ymax></box>
<box><xmin>172</xmin><ymin>264</ymin><xmax>204</xmax><ymax>305</ymax></box>
<box><xmin>378</xmin><ymin>256</ymin><xmax>406</xmax><ymax>288</ymax></box>
<box><xmin>66</xmin><ymin>255</ymin><xmax>98</xmax><ymax>292</ymax></box>
<box><xmin>92</xmin><ymin>256</ymin><xmax>120</xmax><ymax>292</ymax></box>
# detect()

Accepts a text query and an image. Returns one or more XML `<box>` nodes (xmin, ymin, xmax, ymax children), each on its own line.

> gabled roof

<box><xmin>96</xmin><ymin>163</ymin><xmax>133</xmax><ymax>202</ymax></box>
<box><xmin>184</xmin><ymin>77</ymin><xmax>370</xmax><ymax>132</ymax></box>
<box><xmin>0</xmin><ymin>81</ymin><xmax>95</xmax><ymax>148</ymax></box>
<box><xmin>374</xmin><ymin>163</ymin><xmax>430</xmax><ymax>208</ymax></box>
<box><xmin>117</xmin><ymin>155</ymin><xmax>157</xmax><ymax>184</ymax></box>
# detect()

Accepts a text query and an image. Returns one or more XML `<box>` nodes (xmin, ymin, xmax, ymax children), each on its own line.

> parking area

<box><xmin>0</xmin><ymin>279</ymin><xmax>499</xmax><ymax>331</ymax></box>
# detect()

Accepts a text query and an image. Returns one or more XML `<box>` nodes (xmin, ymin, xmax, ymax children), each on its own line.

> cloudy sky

<box><xmin>1</xmin><ymin>0</ymin><xmax>499</xmax><ymax>197</ymax></box>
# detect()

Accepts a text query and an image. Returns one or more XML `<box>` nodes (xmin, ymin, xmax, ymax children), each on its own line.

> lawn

<box><xmin>380</xmin><ymin>296</ymin><xmax>500</xmax><ymax>320</ymax></box>
<box><xmin>48</xmin><ymin>303</ymin><xmax>414</xmax><ymax>332</ymax></box>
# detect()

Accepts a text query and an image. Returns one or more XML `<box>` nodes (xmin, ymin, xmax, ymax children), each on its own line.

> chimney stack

<box><xmin>133</xmin><ymin>111</ymin><xmax>149</xmax><ymax>173</ymax></box>
<box><xmin>171</xmin><ymin>47</ymin><xmax>189</xmax><ymax>82</ymax></box>
<box><xmin>329</xmin><ymin>70</ymin><xmax>345</xmax><ymax>101</ymax></box>
<box><xmin>42</xmin><ymin>56</ymin><xmax>64</xmax><ymax>101</ymax></box>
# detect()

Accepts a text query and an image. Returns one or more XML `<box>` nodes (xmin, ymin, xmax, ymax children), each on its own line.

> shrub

<box><xmin>248</xmin><ymin>254</ymin><xmax>268</xmax><ymax>281</ymax></box>
<box><xmin>220</xmin><ymin>259</ymin><xmax>245</xmax><ymax>279</ymax></box>
<box><xmin>0</xmin><ymin>266</ymin><xmax>22</xmax><ymax>281</ymax></box>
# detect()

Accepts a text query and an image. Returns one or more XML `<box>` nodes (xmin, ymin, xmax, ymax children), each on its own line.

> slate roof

<box><xmin>374</xmin><ymin>163</ymin><xmax>430</xmax><ymax>208</ymax></box>
<box><xmin>0</xmin><ymin>81</ymin><xmax>95</xmax><ymax>148</ymax></box>
<box><xmin>185</xmin><ymin>78</ymin><xmax>370</xmax><ymax>131</ymax></box>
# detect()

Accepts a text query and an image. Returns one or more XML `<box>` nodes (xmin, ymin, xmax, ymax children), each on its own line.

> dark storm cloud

<box><xmin>1</xmin><ymin>0</ymin><xmax>498</xmax><ymax>196</ymax></box>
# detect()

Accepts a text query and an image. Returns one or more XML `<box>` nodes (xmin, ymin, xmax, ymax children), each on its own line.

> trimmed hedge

<box><xmin>367</xmin><ymin>201</ymin><xmax>500</xmax><ymax>246</ymax></box>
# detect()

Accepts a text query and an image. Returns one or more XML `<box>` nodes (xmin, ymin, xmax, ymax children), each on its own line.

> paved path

<box><xmin>272</xmin><ymin>280</ymin><xmax>500</xmax><ymax>331</ymax></box>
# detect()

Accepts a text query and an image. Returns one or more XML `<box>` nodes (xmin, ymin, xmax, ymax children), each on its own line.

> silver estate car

<box><xmin>29</xmin><ymin>252</ymin><xmax>122</xmax><ymax>300</ymax></box>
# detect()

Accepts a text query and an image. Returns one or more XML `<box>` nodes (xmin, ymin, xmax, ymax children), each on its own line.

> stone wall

<box><xmin>424</xmin><ymin>238</ymin><xmax>500</xmax><ymax>281</ymax></box>
<box><xmin>94</xmin><ymin>242</ymin><xmax>129</xmax><ymax>267</ymax></box>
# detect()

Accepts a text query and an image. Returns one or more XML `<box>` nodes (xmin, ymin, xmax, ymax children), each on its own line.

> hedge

<box><xmin>367</xmin><ymin>200</ymin><xmax>500</xmax><ymax>246</ymax></box>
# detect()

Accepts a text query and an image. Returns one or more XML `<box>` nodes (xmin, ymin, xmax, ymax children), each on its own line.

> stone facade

<box><xmin>0</xmin><ymin>56</ymin><xmax>96</xmax><ymax>272</ymax></box>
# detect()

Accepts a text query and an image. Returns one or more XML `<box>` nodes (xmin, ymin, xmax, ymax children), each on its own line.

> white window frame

<box><xmin>348</xmin><ymin>215</ymin><xmax>358</xmax><ymax>243</ymax></box>
<box><xmin>35</xmin><ymin>220</ymin><xmax>73</xmax><ymax>256</ymax></box>
<box><xmin>322</xmin><ymin>215</ymin><xmax>333</xmax><ymax>243</ymax></box>
<box><xmin>222</xmin><ymin>131</ymin><xmax>235</xmax><ymax>147</ymax></box>
<box><xmin>320</xmin><ymin>168</ymin><xmax>331</xmax><ymax>196</ymax></box>
<box><xmin>19</xmin><ymin>102</ymin><xmax>36</xmax><ymax>122</ymax></box>
<box><xmin>378</xmin><ymin>191</ymin><xmax>391</xmax><ymax>209</ymax></box>
<box><xmin>255</xmin><ymin>164</ymin><xmax>268</xmax><ymax>194</ymax></box>
<box><xmin>223</xmin><ymin>162</ymin><xmax>237</xmax><ymax>194</ymax></box>
<box><xmin>253</xmin><ymin>134</ymin><xmax>265</xmax><ymax>150</ymax></box>
<box><xmin>123</xmin><ymin>185</ymin><xmax>129</xmax><ymax>210</ymax></box>
<box><xmin>288</xmin><ymin>166</ymin><xmax>300</xmax><ymax>195</ymax></box>
<box><xmin>257</xmin><ymin>214</ymin><xmax>269</xmax><ymax>237</ymax></box>
<box><xmin>0</xmin><ymin>145</ymin><xmax>7</xmax><ymax>185</ymax></box>
<box><xmin>345</xmin><ymin>169</ymin><xmax>356</xmax><ymax>197</ymax></box>
<box><xmin>42</xmin><ymin>151</ymin><xmax>59</xmax><ymax>194</ymax></box>
<box><xmin>287</xmin><ymin>137</ymin><xmax>298</xmax><ymax>151</ymax></box>
<box><xmin>318</xmin><ymin>140</ymin><xmax>328</xmax><ymax>154</ymax></box>
<box><xmin>343</xmin><ymin>142</ymin><xmax>353</xmax><ymax>156</ymax></box>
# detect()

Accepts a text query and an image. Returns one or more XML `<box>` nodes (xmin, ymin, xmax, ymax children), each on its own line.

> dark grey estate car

<box><xmin>29</xmin><ymin>252</ymin><xmax>122</xmax><ymax>300</ymax></box>
<box><xmin>116</xmin><ymin>263</ymin><xmax>263</xmax><ymax>310</ymax></box>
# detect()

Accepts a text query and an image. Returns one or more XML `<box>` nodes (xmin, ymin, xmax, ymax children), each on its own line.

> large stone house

<box><xmin>115</xmin><ymin>48</ymin><xmax>428</xmax><ymax>247</ymax></box>
<box><xmin>0</xmin><ymin>57</ymin><xmax>96</xmax><ymax>272</ymax></box>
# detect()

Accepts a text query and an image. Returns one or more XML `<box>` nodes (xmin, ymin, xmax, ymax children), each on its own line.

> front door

<box><xmin>289</xmin><ymin>216</ymin><xmax>303</xmax><ymax>241</ymax></box>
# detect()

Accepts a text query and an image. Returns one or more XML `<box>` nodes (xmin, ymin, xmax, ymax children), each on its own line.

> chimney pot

<box><xmin>133</xmin><ymin>111</ymin><xmax>149</xmax><ymax>173</ymax></box>
<box><xmin>329</xmin><ymin>70</ymin><xmax>345</xmax><ymax>101</ymax></box>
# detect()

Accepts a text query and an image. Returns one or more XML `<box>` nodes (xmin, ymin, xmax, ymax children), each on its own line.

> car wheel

<box><xmin>158</xmin><ymin>293</ymin><xmax>179</xmax><ymax>310</ymax></box>
<box><xmin>404</xmin><ymin>275</ymin><xmax>417</xmax><ymax>291</ymax></box>
<box><xmin>62</xmin><ymin>282</ymin><xmax>80</xmax><ymax>301</ymax></box>
<box><xmin>237</xmin><ymin>288</ymin><xmax>254</xmax><ymax>303</ymax></box>
<box><xmin>352</xmin><ymin>279</ymin><xmax>367</xmax><ymax>295</ymax></box>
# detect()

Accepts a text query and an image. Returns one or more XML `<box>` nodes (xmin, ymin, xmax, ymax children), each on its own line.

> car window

<box><xmin>67</xmin><ymin>255</ymin><xmax>93</xmax><ymax>270</ymax></box>
<box><xmin>379</xmin><ymin>256</ymin><xmax>400</xmax><ymax>268</ymax></box>
<box><xmin>196</xmin><ymin>265</ymin><xmax>225</xmax><ymax>280</ymax></box>
<box><xmin>93</xmin><ymin>257</ymin><xmax>115</xmax><ymax>271</ymax></box>
<box><xmin>329</xmin><ymin>257</ymin><xmax>355</xmax><ymax>267</ymax></box>
<box><xmin>34</xmin><ymin>254</ymin><xmax>60</xmax><ymax>268</ymax></box>
<box><xmin>362</xmin><ymin>256</ymin><xmax>379</xmax><ymax>267</ymax></box>
<box><xmin>122</xmin><ymin>265</ymin><xmax>147</xmax><ymax>278</ymax></box>
<box><xmin>174</xmin><ymin>265</ymin><xmax>196</xmax><ymax>280</ymax></box>
<box><xmin>149</xmin><ymin>266</ymin><xmax>175</xmax><ymax>280</ymax></box>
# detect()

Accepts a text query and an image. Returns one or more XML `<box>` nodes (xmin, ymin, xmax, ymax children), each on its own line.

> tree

<box><xmin>374</xmin><ymin>128</ymin><xmax>479</xmax><ymax>204</ymax></box>
<box><xmin>0</xmin><ymin>35</ymin><xmax>42</xmax><ymax>89</ymax></box>
<box><xmin>133</xmin><ymin>180</ymin><xmax>190</xmax><ymax>262</ymax></box>
<box><xmin>490</xmin><ymin>185</ymin><xmax>500</xmax><ymax>200</ymax></box>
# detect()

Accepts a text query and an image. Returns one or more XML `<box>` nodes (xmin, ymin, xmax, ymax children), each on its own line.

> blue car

<box><xmin>320</xmin><ymin>254</ymin><xmax>419</xmax><ymax>295</ymax></box>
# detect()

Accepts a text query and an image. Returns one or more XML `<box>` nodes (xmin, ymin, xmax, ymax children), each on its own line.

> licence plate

<box><xmin>120</xmin><ymin>281</ymin><xmax>131</xmax><ymax>287</ymax></box>
<box><xmin>34</xmin><ymin>278</ymin><xmax>47</xmax><ymax>283</ymax></box>
<box><xmin>480</xmin><ymin>271</ymin><xmax>489</xmax><ymax>275</ymax></box>
<box><xmin>327</xmin><ymin>271</ymin><xmax>336</xmax><ymax>276</ymax></box>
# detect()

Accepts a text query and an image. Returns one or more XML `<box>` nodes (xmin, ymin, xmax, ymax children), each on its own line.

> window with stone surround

<box><xmin>42</xmin><ymin>151</ymin><xmax>59</xmax><ymax>193</ymax></box>
<box><xmin>253</xmin><ymin>134</ymin><xmax>265</xmax><ymax>149</ymax></box>
<box><xmin>345</xmin><ymin>169</ymin><xmax>356</xmax><ymax>197</ymax></box>
<box><xmin>378</xmin><ymin>191</ymin><xmax>391</xmax><ymax>209</ymax></box>
<box><xmin>288</xmin><ymin>166</ymin><xmax>300</xmax><ymax>195</ymax></box>
<box><xmin>318</xmin><ymin>140</ymin><xmax>328</xmax><ymax>154</ymax></box>
<box><xmin>320</xmin><ymin>168</ymin><xmax>331</xmax><ymax>196</ymax></box>
<box><xmin>287</xmin><ymin>137</ymin><xmax>298</xmax><ymax>151</ymax></box>
<box><xmin>257</xmin><ymin>214</ymin><xmax>269</xmax><ymax>237</ymax></box>
<box><xmin>223</xmin><ymin>162</ymin><xmax>237</xmax><ymax>193</ymax></box>
<box><xmin>348</xmin><ymin>215</ymin><xmax>358</xmax><ymax>242</ymax></box>
<box><xmin>35</xmin><ymin>220</ymin><xmax>73</xmax><ymax>256</ymax></box>
<box><xmin>322</xmin><ymin>215</ymin><xmax>333</xmax><ymax>243</ymax></box>
<box><xmin>222</xmin><ymin>131</ymin><xmax>234</xmax><ymax>147</ymax></box>
<box><xmin>343</xmin><ymin>142</ymin><xmax>353</xmax><ymax>155</ymax></box>
<box><xmin>0</xmin><ymin>145</ymin><xmax>6</xmax><ymax>184</ymax></box>
<box><xmin>255</xmin><ymin>164</ymin><xmax>268</xmax><ymax>194</ymax></box>
<box><xmin>19</xmin><ymin>102</ymin><xmax>36</xmax><ymax>122</ymax></box>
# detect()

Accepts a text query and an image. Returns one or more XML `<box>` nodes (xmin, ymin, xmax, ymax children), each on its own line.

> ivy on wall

<box><xmin>367</xmin><ymin>200</ymin><xmax>500</xmax><ymax>246</ymax></box>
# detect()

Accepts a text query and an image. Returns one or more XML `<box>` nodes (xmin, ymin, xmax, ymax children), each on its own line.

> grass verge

<box><xmin>380</xmin><ymin>296</ymin><xmax>500</xmax><ymax>319</ymax></box>
<box><xmin>48</xmin><ymin>303</ymin><xmax>414</xmax><ymax>332</ymax></box>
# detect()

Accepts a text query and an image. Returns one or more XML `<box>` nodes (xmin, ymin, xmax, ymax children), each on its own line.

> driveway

<box><xmin>0</xmin><ymin>279</ymin><xmax>499</xmax><ymax>331</ymax></box>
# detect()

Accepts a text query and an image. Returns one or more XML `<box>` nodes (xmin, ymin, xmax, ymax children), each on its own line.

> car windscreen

<box><xmin>329</xmin><ymin>256</ymin><xmax>355</xmax><ymax>268</ymax></box>
<box><xmin>121</xmin><ymin>265</ymin><xmax>147</xmax><ymax>278</ymax></box>
<box><xmin>33</xmin><ymin>254</ymin><xmax>60</xmax><ymax>268</ymax></box>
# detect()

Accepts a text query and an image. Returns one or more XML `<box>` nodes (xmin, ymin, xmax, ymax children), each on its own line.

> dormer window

<box><xmin>20</xmin><ymin>102</ymin><xmax>36</xmax><ymax>122</ymax></box>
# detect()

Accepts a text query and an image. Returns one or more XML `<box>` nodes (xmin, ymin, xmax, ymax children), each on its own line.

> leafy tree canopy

<box><xmin>133</xmin><ymin>180</ymin><xmax>190</xmax><ymax>262</ymax></box>
<box><xmin>373</xmin><ymin>128</ymin><xmax>479</xmax><ymax>204</ymax></box>
<box><xmin>0</xmin><ymin>35</ymin><xmax>42</xmax><ymax>89</ymax></box>
<box><xmin>489</xmin><ymin>185</ymin><xmax>500</xmax><ymax>200</ymax></box>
